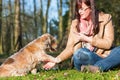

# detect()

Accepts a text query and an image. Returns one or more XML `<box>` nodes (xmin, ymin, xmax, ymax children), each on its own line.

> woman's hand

<box><xmin>79</xmin><ymin>33</ymin><xmax>93</xmax><ymax>43</ymax></box>
<box><xmin>73</xmin><ymin>32</ymin><xmax>92</xmax><ymax>43</ymax></box>
<box><xmin>43</xmin><ymin>57</ymin><xmax>61</xmax><ymax>70</ymax></box>
<box><xmin>43</xmin><ymin>62</ymin><xmax>56</xmax><ymax>70</ymax></box>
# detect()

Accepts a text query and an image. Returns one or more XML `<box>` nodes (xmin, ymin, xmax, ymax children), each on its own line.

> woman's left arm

<box><xmin>77</xmin><ymin>14</ymin><xmax>114</xmax><ymax>49</ymax></box>
<box><xmin>91</xmin><ymin>15</ymin><xmax>114</xmax><ymax>49</ymax></box>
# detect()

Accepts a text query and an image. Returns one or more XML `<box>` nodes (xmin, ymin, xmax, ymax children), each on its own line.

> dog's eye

<box><xmin>51</xmin><ymin>40</ymin><xmax>55</xmax><ymax>43</ymax></box>
<box><xmin>51</xmin><ymin>40</ymin><xmax>57</xmax><ymax>46</ymax></box>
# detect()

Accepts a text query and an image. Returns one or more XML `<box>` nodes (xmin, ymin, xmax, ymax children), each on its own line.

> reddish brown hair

<box><xmin>74</xmin><ymin>0</ymin><xmax>99</xmax><ymax>34</ymax></box>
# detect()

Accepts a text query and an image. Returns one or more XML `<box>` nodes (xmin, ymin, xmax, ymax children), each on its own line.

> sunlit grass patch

<box><xmin>0</xmin><ymin>69</ymin><xmax>119</xmax><ymax>80</ymax></box>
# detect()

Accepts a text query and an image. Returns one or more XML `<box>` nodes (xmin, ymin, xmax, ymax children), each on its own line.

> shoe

<box><xmin>81</xmin><ymin>65</ymin><xmax>100</xmax><ymax>73</ymax></box>
<box><xmin>117</xmin><ymin>72</ymin><xmax>120</xmax><ymax>76</ymax></box>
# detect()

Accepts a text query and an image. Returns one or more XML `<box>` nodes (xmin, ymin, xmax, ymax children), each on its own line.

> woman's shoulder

<box><xmin>99</xmin><ymin>11</ymin><xmax>112</xmax><ymax>23</ymax></box>
<box><xmin>71</xmin><ymin>19</ymin><xmax>79</xmax><ymax>26</ymax></box>
<box><xmin>72</xmin><ymin>19</ymin><xmax>79</xmax><ymax>23</ymax></box>
<box><xmin>99</xmin><ymin>11</ymin><xmax>112</xmax><ymax>17</ymax></box>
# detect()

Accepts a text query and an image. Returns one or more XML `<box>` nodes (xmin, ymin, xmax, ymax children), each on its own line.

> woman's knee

<box><xmin>73</xmin><ymin>48</ymin><xmax>91</xmax><ymax>61</ymax></box>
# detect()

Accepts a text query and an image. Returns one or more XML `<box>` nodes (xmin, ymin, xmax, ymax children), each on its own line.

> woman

<box><xmin>43</xmin><ymin>0</ymin><xmax>120</xmax><ymax>73</ymax></box>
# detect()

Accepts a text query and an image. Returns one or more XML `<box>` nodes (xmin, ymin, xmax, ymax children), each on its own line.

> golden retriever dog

<box><xmin>0</xmin><ymin>33</ymin><xmax>57</xmax><ymax>77</ymax></box>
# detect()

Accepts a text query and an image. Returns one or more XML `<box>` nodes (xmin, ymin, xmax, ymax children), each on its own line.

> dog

<box><xmin>0</xmin><ymin>33</ymin><xmax>57</xmax><ymax>77</ymax></box>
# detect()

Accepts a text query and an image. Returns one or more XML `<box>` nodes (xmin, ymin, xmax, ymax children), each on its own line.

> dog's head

<box><xmin>38</xmin><ymin>33</ymin><xmax>57</xmax><ymax>52</ymax></box>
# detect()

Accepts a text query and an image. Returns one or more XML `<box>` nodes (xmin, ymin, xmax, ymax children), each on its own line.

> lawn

<box><xmin>0</xmin><ymin>68</ymin><xmax>120</xmax><ymax>80</ymax></box>
<box><xmin>0</xmin><ymin>53</ymin><xmax>120</xmax><ymax>80</ymax></box>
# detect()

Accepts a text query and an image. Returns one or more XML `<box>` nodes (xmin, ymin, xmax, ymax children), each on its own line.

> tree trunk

<box><xmin>0</xmin><ymin>0</ymin><xmax>2</xmax><ymax>54</ymax></box>
<box><xmin>14</xmin><ymin>0</ymin><xmax>22</xmax><ymax>51</ymax></box>
<box><xmin>39</xmin><ymin>0</ymin><xmax>43</xmax><ymax>34</ymax></box>
<box><xmin>4</xmin><ymin>0</ymin><xmax>14</xmax><ymax>54</ymax></box>
<box><xmin>33</xmin><ymin>0</ymin><xmax>38</xmax><ymax>37</ymax></box>
<box><xmin>58</xmin><ymin>0</ymin><xmax>75</xmax><ymax>50</ymax></box>
<box><xmin>42</xmin><ymin>0</ymin><xmax>51</xmax><ymax>34</ymax></box>
<box><xmin>58</xmin><ymin>0</ymin><xmax>63</xmax><ymax>42</ymax></box>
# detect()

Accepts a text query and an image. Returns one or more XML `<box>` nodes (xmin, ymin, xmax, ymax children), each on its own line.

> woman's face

<box><xmin>79</xmin><ymin>2</ymin><xmax>91</xmax><ymax>20</ymax></box>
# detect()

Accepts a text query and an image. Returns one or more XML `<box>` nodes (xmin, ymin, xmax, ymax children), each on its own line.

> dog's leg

<box><xmin>41</xmin><ymin>53</ymin><xmax>55</xmax><ymax>62</ymax></box>
<box><xmin>11</xmin><ymin>71</ymin><xmax>27</xmax><ymax>76</ymax></box>
<box><xmin>31</xmin><ymin>68</ymin><xmax>37</xmax><ymax>75</ymax></box>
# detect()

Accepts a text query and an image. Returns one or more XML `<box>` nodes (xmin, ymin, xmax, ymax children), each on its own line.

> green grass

<box><xmin>0</xmin><ymin>53</ymin><xmax>120</xmax><ymax>80</ymax></box>
<box><xmin>0</xmin><ymin>69</ymin><xmax>120</xmax><ymax>80</ymax></box>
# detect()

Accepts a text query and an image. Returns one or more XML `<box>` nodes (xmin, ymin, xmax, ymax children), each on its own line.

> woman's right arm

<box><xmin>56</xmin><ymin>19</ymin><xmax>79</xmax><ymax>63</ymax></box>
<box><xmin>43</xmin><ymin>19</ymin><xmax>79</xmax><ymax>69</ymax></box>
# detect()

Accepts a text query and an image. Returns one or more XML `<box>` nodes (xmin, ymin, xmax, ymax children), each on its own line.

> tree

<box><xmin>42</xmin><ymin>0</ymin><xmax>51</xmax><ymax>34</ymax></box>
<box><xmin>33</xmin><ymin>0</ymin><xmax>38</xmax><ymax>37</ymax></box>
<box><xmin>14</xmin><ymin>0</ymin><xmax>22</xmax><ymax>51</ymax></box>
<box><xmin>58</xmin><ymin>0</ymin><xmax>63</xmax><ymax>42</ymax></box>
<box><xmin>0</xmin><ymin>0</ymin><xmax>2</xmax><ymax>54</ymax></box>
<box><xmin>4</xmin><ymin>0</ymin><xmax>14</xmax><ymax>54</ymax></box>
<box><xmin>58</xmin><ymin>0</ymin><xmax>76</xmax><ymax>50</ymax></box>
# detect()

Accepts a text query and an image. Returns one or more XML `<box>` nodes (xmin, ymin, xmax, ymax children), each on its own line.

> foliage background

<box><xmin>0</xmin><ymin>0</ymin><xmax>120</xmax><ymax>79</ymax></box>
<box><xmin>0</xmin><ymin>0</ymin><xmax>120</xmax><ymax>55</ymax></box>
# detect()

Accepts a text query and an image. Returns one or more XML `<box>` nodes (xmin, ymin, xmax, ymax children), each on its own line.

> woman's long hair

<box><xmin>74</xmin><ymin>0</ymin><xmax>99</xmax><ymax>35</ymax></box>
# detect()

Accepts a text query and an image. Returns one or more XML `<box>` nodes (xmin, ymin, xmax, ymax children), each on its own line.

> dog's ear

<box><xmin>47</xmin><ymin>34</ymin><xmax>57</xmax><ymax>52</ymax></box>
<box><xmin>45</xmin><ymin>37</ymin><xmax>51</xmax><ymax>49</ymax></box>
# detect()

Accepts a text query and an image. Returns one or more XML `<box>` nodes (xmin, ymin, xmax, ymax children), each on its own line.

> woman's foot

<box><xmin>81</xmin><ymin>65</ymin><xmax>100</xmax><ymax>73</ymax></box>
<box><xmin>117</xmin><ymin>72</ymin><xmax>120</xmax><ymax>76</ymax></box>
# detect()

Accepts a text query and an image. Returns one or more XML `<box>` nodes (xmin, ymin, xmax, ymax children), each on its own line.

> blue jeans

<box><xmin>73</xmin><ymin>46</ymin><xmax>120</xmax><ymax>71</ymax></box>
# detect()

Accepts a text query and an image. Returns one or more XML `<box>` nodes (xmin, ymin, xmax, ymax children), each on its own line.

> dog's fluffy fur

<box><xmin>0</xmin><ymin>33</ymin><xmax>57</xmax><ymax>77</ymax></box>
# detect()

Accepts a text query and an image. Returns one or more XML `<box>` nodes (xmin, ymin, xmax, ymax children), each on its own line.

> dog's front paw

<box><xmin>31</xmin><ymin>68</ymin><xmax>37</xmax><ymax>75</ymax></box>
